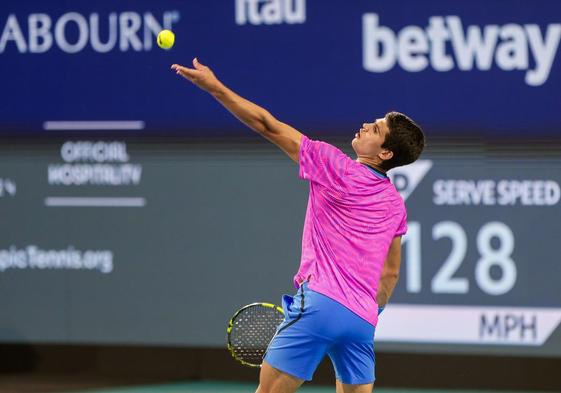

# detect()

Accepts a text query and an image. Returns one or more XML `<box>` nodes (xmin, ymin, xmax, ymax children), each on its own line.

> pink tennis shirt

<box><xmin>294</xmin><ymin>135</ymin><xmax>407</xmax><ymax>327</ymax></box>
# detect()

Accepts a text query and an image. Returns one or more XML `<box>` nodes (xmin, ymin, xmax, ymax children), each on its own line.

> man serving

<box><xmin>172</xmin><ymin>58</ymin><xmax>425</xmax><ymax>393</ymax></box>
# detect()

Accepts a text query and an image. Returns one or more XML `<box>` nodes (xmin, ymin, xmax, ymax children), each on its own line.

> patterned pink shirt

<box><xmin>294</xmin><ymin>135</ymin><xmax>407</xmax><ymax>326</ymax></box>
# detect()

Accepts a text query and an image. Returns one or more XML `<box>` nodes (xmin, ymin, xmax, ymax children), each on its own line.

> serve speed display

<box><xmin>377</xmin><ymin>159</ymin><xmax>561</xmax><ymax>355</ymax></box>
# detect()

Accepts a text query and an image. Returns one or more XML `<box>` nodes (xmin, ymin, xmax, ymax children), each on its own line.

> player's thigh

<box><xmin>335</xmin><ymin>379</ymin><xmax>374</xmax><ymax>393</ymax></box>
<box><xmin>256</xmin><ymin>361</ymin><xmax>304</xmax><ymax>393</ymax></box>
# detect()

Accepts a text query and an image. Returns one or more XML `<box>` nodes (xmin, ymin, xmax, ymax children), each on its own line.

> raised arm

<box><xmin>376</xmin><ymin>236</ymin><xmax>402</xmax><ymax>308</ymax></box>
<box><xmin>172</xmin><ymin>59</ymin><xmax>303</xmax><ymax>163</ymax></box>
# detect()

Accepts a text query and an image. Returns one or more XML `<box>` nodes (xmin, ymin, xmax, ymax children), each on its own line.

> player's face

<box><xmin>351</xmin><ymin>117</ymin><xmax>390</xmax><ymax>158</ymax></box>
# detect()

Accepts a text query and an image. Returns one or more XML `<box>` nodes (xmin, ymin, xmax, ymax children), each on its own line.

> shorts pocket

<box><xmin>281</xmin><ymin>294</ymin><xmax>295</xmax><ymax>317</ymax></box>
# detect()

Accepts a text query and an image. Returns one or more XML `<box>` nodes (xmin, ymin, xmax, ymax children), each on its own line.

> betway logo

<box><xmin>388</xmin><ymin>160</ymin><xmax>433</xmax><ymax>202</ymax></box>
<box><xmin>363</xmin><ymin>14</ymin><xmax>561</xmax><ymax>86</ymax></box>
<box><xmin>0</xmin><ymin>11</ymin><xmax>180</xmax><ymax>54</ymax></box>
<box><xmin>236</xmin><ymin>0</ymin><xmax>305</xmax><ymax>25</ymax></box>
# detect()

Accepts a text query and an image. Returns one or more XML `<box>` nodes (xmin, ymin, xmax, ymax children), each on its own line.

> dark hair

<box><xmin>380</xmin><ymin>111</ymin><xmax>425</xmax><ymax>170</ymax></box>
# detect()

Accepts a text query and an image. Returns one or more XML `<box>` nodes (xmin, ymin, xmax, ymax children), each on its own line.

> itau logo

<box><xmin>235</xmin><ymin>0</ymin><xmax>306</xmax><ymax>25</ymax></box>
<box><xmin>388</xmin><ymin>160</ymin><xmax>433</xmax><ymax>201</ymax></box>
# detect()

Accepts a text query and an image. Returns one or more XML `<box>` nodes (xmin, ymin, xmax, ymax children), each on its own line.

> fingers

<box><xmin>171</xmin><ymin>58</ymin><xmax>207</xmax><ymax>74</ymax></box>
<box><xmin>193</xmin><ymin>57</ymin><xmax>204</xmax><ymax>70</ymax></box>
<box><xmin>171</xmin><ymin>63</ymin><xmax>196</xmax><ymax>81</ymax></box>
<box><xmin>171</xmin><ymin>64</ymin><xmax>192</xmax><ymax>73</ymax></box>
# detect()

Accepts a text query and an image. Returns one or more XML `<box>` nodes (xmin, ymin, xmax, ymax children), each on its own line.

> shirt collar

<box><xmin>363</xmin><ymin>164</ymin><xmax>388</xmax><ymax>179</ymax></box>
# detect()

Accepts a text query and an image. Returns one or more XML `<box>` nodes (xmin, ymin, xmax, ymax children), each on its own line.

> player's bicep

<box><xmin>262</xmin><ymin>119</ymin><xmax>303</xmax><ymax>163</ymax></box>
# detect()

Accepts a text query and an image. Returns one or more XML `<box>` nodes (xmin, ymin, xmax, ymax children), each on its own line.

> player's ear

<box><xmin>378</xmin><ymin>149</ymin><xmax>393</xmax><ymax>162</ymax></box>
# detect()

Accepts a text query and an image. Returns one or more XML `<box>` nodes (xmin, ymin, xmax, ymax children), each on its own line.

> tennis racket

<box><xmin>227</xmin><ymin>302</ymin><xmax>285</xmax><ymax>368</ymax></box>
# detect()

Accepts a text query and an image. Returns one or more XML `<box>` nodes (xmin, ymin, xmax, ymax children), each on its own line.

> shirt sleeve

<box><xmin>395</xmin><ymin>211</ymin><xmax>408</xmax><ymax>237</ymax></box>
<box><xmin>298</xmin><ymin>135</ymin><xmax>350</xmax><ymax>189</ymax></box>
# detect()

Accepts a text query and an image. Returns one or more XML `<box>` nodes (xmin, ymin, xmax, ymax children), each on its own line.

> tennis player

<box><xmin>172</xmin><ymin>59</ymin><xmax>425</xmax><ymax>393</ymax></box>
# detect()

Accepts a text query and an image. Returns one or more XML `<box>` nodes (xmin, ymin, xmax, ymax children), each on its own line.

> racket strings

<box><xmin>229</xmin><ymin>305</ymin><xmax>285</xmax><ymax>366</ymax></box>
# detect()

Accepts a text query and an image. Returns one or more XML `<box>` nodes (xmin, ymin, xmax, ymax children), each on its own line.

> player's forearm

<box><xmin>210</xmin><ymin>83</ymin><xmax>277</xmax><ymax>136</ymax></box>
<box><xmin>377</xmin><ymin>272</ymin><xmax>399</xmax><ymax>307</ymax></box>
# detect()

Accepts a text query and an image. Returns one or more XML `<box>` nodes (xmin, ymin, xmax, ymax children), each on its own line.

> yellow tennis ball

<box><xmin>157</xmin><ymin>30</ymin><xmax>175</xmax><ymax>50</ymax></box>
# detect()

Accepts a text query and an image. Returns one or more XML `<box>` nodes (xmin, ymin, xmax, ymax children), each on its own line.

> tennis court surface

<box><xmin>67</xmin><ymin>381</ymin><xmax>545</xmax><ymax>393</ymax></box>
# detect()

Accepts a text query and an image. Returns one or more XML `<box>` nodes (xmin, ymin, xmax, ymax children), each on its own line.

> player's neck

<box><xmin>356</xmin><ymin>157</ymin><xmax>387</xmax><ymax>175</ymax></box>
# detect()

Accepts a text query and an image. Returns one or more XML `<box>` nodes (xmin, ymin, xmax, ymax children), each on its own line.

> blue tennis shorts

<box><xmin>263</xmin><ymin>283</ymin><xmax>376</xmax><ymax>385</ymax></box>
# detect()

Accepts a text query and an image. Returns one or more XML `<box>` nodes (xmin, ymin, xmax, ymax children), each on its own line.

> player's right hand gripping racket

<box><xmin>227</xmin><ymin>302</ymin><xmax>285</xmax><ymax>368</ymax></box>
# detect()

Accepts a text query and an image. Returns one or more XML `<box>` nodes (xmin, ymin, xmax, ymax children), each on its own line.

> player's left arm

<box><xmin>377</xmin><ymin>236</ymin><xmax>402</xmax><ymax>308</ymax></box>
<box><xmin>172</xmin><ymin>59</ymin><xmax>303</xmax><ymax>163</ymax></box>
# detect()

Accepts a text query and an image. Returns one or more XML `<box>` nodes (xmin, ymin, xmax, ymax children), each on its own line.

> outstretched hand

<box><xmin>171</xmin><ymin>58</ymin><xmax>222</xmax><ymax>94</ymax></box>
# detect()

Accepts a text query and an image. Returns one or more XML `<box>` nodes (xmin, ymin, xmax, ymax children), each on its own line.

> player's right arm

<box><xmin>377</xmin><ymin>236</ymin><xmax>402</xmax><ymax>308</ymax></box>
<box><xmin>172</xmin><ymin>59</ymin><xmax>303</xmax><ymax>163</ymax></box>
